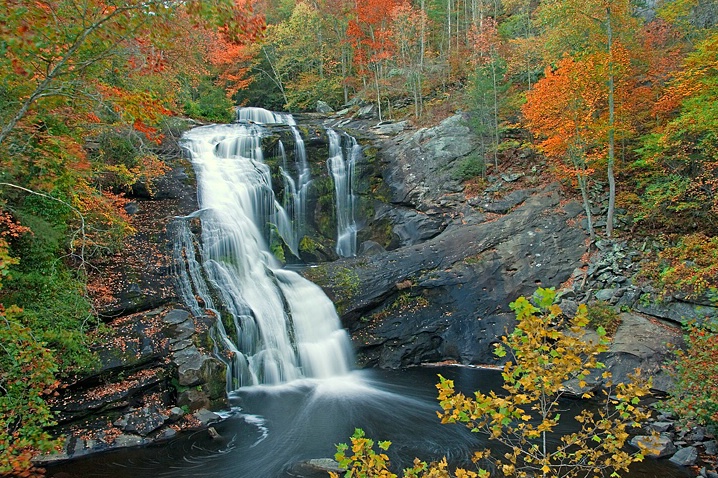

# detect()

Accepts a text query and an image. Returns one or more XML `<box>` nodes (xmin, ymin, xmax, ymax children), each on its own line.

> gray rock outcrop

<box><xmin>311</xmin><ymin>184</ymin><xmax>588</xmax><ymax>367</ymax></box>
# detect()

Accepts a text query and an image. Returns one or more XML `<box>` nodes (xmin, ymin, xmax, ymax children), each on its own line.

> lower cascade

<box><xmin>174</xmin><ymin>116</ymin><xmax>353</xmax><ymax>389</ymax></box>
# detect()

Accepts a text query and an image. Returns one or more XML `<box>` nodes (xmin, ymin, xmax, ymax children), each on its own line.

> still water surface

<box><xmin>48</xmin><ymin>366</ymin><xmax>689</xmax><ymax>478</ymax></box>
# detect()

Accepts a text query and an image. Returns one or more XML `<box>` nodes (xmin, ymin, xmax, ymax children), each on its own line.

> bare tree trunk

<box><xmin>490</xmin><ymin>56</ymin><xmax>500</xmax><ymax>169</ymax></box>
<box><xmin>374</xmin><ymin>65</ymin><xmax>383</xmax><ymax>121</ymax></box>
<box><xmin>606</xmin><ymin>6</ymin><xmax>616</xmax><ymax>237</ymax></box>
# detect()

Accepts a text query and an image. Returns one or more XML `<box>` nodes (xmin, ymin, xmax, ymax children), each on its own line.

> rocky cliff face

<box><xmin>41</xmin><ymin>131</ymin><xmax>228</xmax><ymax>464</ymax></box>
<box><xmin>306</xmin><ymin>113</ymin><xmax>590</xmax><ymax>368</ymax></box>
<box><xmin>306</xmin><ymin>113</ymin><xmax>698</xmax><ymax>397</ymax></box>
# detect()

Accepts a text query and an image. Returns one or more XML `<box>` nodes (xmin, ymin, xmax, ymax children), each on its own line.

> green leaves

<box><xmin>666</xmin><ymin>323</ymin><xmax>718</xmax><ymax>428</ymax></box>
<box><xmin>436</xmin><ymin>288</ymin><xmax>653</xmax><ymax>478</ymax></box>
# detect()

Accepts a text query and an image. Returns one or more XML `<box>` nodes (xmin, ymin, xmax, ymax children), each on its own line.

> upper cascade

<box><xmin>236</xmin><ymin>106</ymin><xmax>295</xmax><ymax>125</ymax></box>
<box><xmin>327</xmin><ymin>128</ymin><xmax>359</xmax><ymax>257</ymax></box>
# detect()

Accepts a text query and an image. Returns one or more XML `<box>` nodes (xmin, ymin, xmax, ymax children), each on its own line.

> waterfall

<box><xmin>236</xmin><ymin>106</ymin><xmax>293</xmax><ymax>125</ymax></box>
<box><xmin>327</xmin><ymin>129</ymin><xmax>360</xmax><ymax>257</ymax></box>
<box><xmin>175</xmin><ymin>114</ymin><xmax>353</xmax><ymax>388</ymax></box>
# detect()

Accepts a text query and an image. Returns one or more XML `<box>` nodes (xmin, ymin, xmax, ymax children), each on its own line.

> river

<box><xmin>47</xmin><ymin>366</ymin><xmax>689</xmax><ymax>478</ymax></box>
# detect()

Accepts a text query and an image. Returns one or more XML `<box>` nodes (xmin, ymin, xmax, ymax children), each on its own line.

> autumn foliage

<box><xmin>334</xmin><ymin>289</ymin><xmax>654</xmax><ymax>477</ymax></box>
<box><xmin>667</xmin><ymin>323</ymin><xmax>718</xmax><ymax>430</ymax></box>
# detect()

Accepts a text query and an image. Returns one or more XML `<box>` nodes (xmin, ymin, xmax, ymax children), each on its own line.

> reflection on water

<box><xmin>47</xmin><ymin>367</ymin><xmax>690</xmax><ymax>478</ymax></box>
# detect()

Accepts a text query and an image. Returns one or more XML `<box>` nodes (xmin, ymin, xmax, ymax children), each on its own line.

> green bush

<box><xmin>452</xmin><ymin>155</ymin><xmax>486</xmax><ymax>181</ymax></box>
<box><xmin>586</xmin><ymin>300</ymin><xmax>622</xmax><ymax>337</ymax></box>
<box><xmin>183</xmin><ymin>80</ymin><xmax>234</xmax><ymax>123</ymax></box>
<box><xmin>666</xmin><ymin>323</ymin><xmax>718</xmax><ymax>430</ymax></box>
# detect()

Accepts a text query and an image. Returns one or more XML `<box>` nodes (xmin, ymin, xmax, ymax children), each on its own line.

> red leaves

<box><xmin>348</xmin><ymin>0</ymin><xmax>404</xmax><ymax>73</ymax></box>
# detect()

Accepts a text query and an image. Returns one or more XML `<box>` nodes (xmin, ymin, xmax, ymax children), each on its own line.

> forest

<box><xmin>0</xmin><ymin>0</ymin><xmax>717</xmax><ymax>474</ymax></box>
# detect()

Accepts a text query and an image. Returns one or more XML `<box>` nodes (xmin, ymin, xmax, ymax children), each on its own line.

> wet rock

<box><xmin>478</xmin><ymin>189</ymin><xmax>532</xmax><ymax>214</ymax></box>
<box><xmin>156</xmin><ymin>428</ymin><xmax>177</xmax><ymax>441</ymax></box>
<box><xmin>208</xmin><ymin>426</ymin><xmax>222</xmax><ymax>440</ymax></box>
<box><xmin>650</xmin><ymin>421</ymin><xmax>673</xmax><ymax>433</ymax></box>
<box><xmin>114</xmin><ymin>434</ymin><xmax>149</xmax><ymax>448</ymax></box>
<box><xmin>595</xmin><ymin>289</ymin><xmax>615</xmax><ymax>301</ymax></box>
<box><xmin>316</xmin><ymin>100</ymin><xmax>334</xmax><ymax>113</ymax></box>
<box><xmin>381</xmin><ymin>114</ymin><xmax>479</xmax><ymax>207</ymax></box>
<box><xmin>124</xmin><ymin>202</ymin><xmax>140</xmax><ymax>215</ymax></box>
<box><xmin>164</xmin><ymin>309</ymin><xmax>192</xmax><ymax>325</ymax></box>
<box><xmin>315</xmin><ymin>185</ymin><xmax>588</xmax><ymax>367</ymax></box>
<box><xmin>601</xmin><ymin>313</ymin><xmax>682</xmax><ymax>393</ymax></box>
<box><xmin>373</xmin><ymin>121</ymin><xmax>408</xmax><ymax>136</ymax></box>
<box><xmin>290</xmin><ymin>458</ymin><xmax>345</xmax><ymax>477</ymax></box>
<box><xmin>168</xmin><ymin>406</ymin><xmax>185</xmax><ymax>422</ymax></box>
<box><xmin>669</xmin><ymin>446</ymin><xmax>698</xmax><ymax>466</ymax></box>
<box><xmin>387</xmin><ymin>208</ymin><xmax>447</xmax><ymax>247</ymax></box>
<box><xmin>115</xmin><ymin>405</ymin><xmax>167</xmax><ymax>436</ymax></box>
<box><xmin>174</xmin><ymin>346</ymin><xmax>208</xmax><ymax>386</ymax></box>
<box><xmin>635</xmin><ymin>300</ymin><xmax>718</xmax><ymax>326</ymax></box>
<box><xmin>704</xmin><ymin>440</ymin><xmax>718</xmax><ymax>455</ymax></box>
<box><xmin>354</xmin><ymin>104</ymin><xmax>378</xmax><ymax>119</ymax></box>
<box><xmin>684</xmin><ymin>426</ymin><xmax>707</xmax><ymax>442</ymax></box>
<box><xmin>194</xmin><ymin>409</ymin><xmax>221</xmax><ymax>427</ymax></box>
<box><xmin>178</xmin><ymin>388</ymin><xmax>210</xmax><ymax>412</ymax></box>
<box><xmin>500</xmin><ymin>172</ymin><xmax>524</xmax><ymax>182</ymax></box>
<box><xmin>630</xmin><ymin>435</ymin><xmax>676</xmax><ymax>458</ymax></box>
<box><xmin>358</xmin><ymin>240</ymin><xmax>386</xmax><ymax>256</ymax></box>
<box><xmin>558</xmin><ymin>299</ymin><xmax>579</xmax><ymax>318</ymax></box>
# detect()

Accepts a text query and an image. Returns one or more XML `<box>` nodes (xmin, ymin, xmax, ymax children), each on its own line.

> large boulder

<box><xmin>601</xmin><ymin>313</ymin><xmax>683</xmax><ymax>393</ymax></box>
<box><xmin>381</xmin><ymin>114</ymin><xmax>480</xmax><ymax>207</ymax></box>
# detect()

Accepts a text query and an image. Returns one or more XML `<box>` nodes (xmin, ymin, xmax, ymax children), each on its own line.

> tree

<box><xmin>666</xmin><ymin>322</ymin><xmax>718</xmax><ymax>429</ymax></box>
<box><xmin>634</xmin><ymin>31</ymin><xmax>718</xmax><ymax>233</ymax></box>
<box><xmin>438</xmin><ymin>288</ymin><xmax>653</xmax><ymax>477</ymax></box>
<box><xmin>390</xmin><ymin>3</ymin><xmax>430</xmax><ymax>118</ymax></box>
<box><xmin>347</xmin><ymin>0</ymin><xmax>403</xmax><ymax>120</ymax></box>
<box><xmin>523</xmin><ymin>57</ymin><xmax>604</xmax><ymax>239</ymax></box>
<box><xmin>0</xmin><ymin>230</ymin><xmax>61</xmax><ymax>476</ymax></box>
<box><xmin>260</xmin><ymin>2</ymin><xmax>345</xmax><ymax>111</ymax></box>
<box><xmin>534</xmin><ymin>0</ymin><xmax>641</xmax><ymax>237</ymax></box>
<box><xmin>0</xmin><ymin>1</ymin><xmax>265</xmax><ymax>474</ymax></box>
<box><xmin>334</xmin><ymin>289</ymin><xmax>655</xmax><ymax>478</ymax></box>
<box><xmin>468</xmin><ymin>17</ymin><xmax>505</xmax><ymax>169</ymax></box>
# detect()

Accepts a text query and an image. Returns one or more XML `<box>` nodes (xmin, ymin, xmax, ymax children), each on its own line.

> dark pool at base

<box><xmin>47</xmin><ymin>366</ymin><xmax>691</xmax><ymax>478</ymax></box>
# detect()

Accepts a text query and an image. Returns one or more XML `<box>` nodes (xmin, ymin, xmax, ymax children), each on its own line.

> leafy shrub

<box><xmin>0</xmin><ymin>240</ymin><xmax>63</xmax><ymax>475</ymax></box>
<box><xmin>640</xmin><ymin>233</ymin><xmax>718</xmax><ymax>299</ymax></box>
<box><xmin>452</xmin><ymin>155</ymin><xmax>486</xmax><ymax>181</ymax></box>
<box><xmin>666</xmin><ymin>323</ymin><xmax>718</xmax><ymax>430</ymax></box>
<box><xmin>331</xmin><ymin>428</ymin><xmax>486</xmax><ymax>478</ymax></box>
<box><xmin>183</xmin><ymin>80</ymin><xmax>234</xmax><ymax>123</ymax></box>
<box><xmin>586</xmin><ymin>300</ymin><xmax>622</xmax><ymax>337</ymax></box>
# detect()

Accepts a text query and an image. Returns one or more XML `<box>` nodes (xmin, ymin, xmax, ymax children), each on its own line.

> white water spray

<box><xmin>327</xmin><ymin>129</ymin><xmax>360</xmax><ymax>257</ymax></box>
<box><xmin>175</xmin><ymin>111</ymin><xmax>353</xmax><ymax>388</ymax></box>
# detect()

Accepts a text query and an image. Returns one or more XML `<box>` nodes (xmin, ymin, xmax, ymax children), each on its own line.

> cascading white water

<box><xmin>238</xmin><ymin>107</ymin><xmax>310</xmax><ymax>255</ymax></box>
<box><xmin>282</xmin><ymin>125</ymin><xmax>311</xmax><ymax>251</ymax></box>
<box><xmin>236</xmin><ymin>106</ymin><xmax>293</xmax><ymax>125</ymax></box>
<box><xmin>327</xmin><ymin>129</ymin><xmax>360</xmax><ymax>257</ymax></box>
<box><xmin>176</xmin><ymin>115</ymin><xmax>353</xmax><ymax>388</ymax></box>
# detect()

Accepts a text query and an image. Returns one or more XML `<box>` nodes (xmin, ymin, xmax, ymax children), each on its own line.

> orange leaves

<box><xmin>0</xmin><ymin>212</ymin><xmax>32</xmax><ymax>240</ymax></box>
<box><xmin>132</xmin><ymin>119</ymin><xmax>163</xmax><ymax>144</ymax></box>
<box><xmin>95</xmin><ymin>83</ymin><xmax>172</xmax><ymax>141</ymax></box>
<box><xmin>348</xmin><ymin>0</ymin><xmax>404</xmax><ymax>72</ymax></box>
<box><xmin>468</xmin><ymin>17</ymin><xmax>502</xmax><ymax>66</ymax></box>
